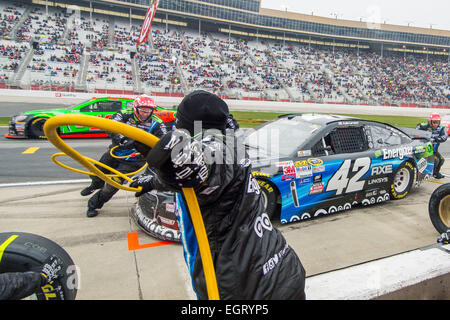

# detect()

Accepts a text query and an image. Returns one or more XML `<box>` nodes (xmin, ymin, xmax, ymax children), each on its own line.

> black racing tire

<box><xmin>428</xmin><ymin>183</ymin><xmax>450</xmax><ymax>234</ymax></box>
<box><xmin>0</xmin><ymin>232</ymin><xmax>78</xmax><ymax>300</ymax></box>
<box><xmin>28</xmin><ymin>117</ymin><xmax>47</xmax><ymax>139</ymax></box>
<box><xmin>257</xmin><ymin>179</ymin><xmax>279</xmax><ymax>220</ymax></box>
<box><xmin>389</xmin><ymin>161</ymin><xmax>415</xmax><ymax>200</ymax></box>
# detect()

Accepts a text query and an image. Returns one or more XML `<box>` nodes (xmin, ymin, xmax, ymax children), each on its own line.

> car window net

<box><xmin>330</xmin><ymin>127</ymin><xmax>368</xmax><ymax>154</ymax></box>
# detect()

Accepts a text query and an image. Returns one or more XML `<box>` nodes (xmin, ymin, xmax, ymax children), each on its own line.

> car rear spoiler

<box><xmin>399</xmin><ymin>127</ymin><xmax>432</xmax><ymax>140</ymax></box>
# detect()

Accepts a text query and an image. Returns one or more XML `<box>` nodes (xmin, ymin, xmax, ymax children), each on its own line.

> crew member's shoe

<box><xmin>433</xmin><ymin>173</ymin><xmax>445</xmax><ymax>179</ymax></box>
<box><xmin>81</xmin><ymin>185</ymin><xmax>99</xmax><ymax>196</ymax></box>
<box><xmin>437</xmin><ymin>229</ymin><xmax>450</xmax><ymax>244</ymax></box>
<box><xmin>86</xmin><ymin>207</ymin><xmax>99</xmax><ymax>218</ymax></box>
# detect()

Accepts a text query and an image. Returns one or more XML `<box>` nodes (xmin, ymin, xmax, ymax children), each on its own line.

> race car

<box><xmin>245</xmin><ymin>113</ymin><xmax>434</xmax><ymax>223</ymax></box>
<box><xmin>131</xmin><ymin>113</ymin><xmax>435</xmax><ymax>240</ymax></box>
<box><xmin>5</xmin><ymin>97</ymin><xmax>174</xmax><ymax>139</ymax></box>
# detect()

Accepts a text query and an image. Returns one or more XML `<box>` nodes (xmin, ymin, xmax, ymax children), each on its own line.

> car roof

<box><xmin>277</xmin><ymin>113</ymin><xmax>359</xmax><ymax>126</ymax></box>
<box><xmin>91</xmin><ymin>97</ymin><xmax>134</xmax><ymax>101</ymax></box>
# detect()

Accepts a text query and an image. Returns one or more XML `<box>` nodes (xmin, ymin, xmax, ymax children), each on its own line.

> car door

<box><xmin>299</xmin><ymin>123</ymin><xmax>373</xmax><ymax>215</ymax></box>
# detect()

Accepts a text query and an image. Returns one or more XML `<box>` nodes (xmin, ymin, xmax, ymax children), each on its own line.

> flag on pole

<box><xmin>137</xmin><ymin>0</ymin><xmax>159</xmax><ymax>46</ymax></box>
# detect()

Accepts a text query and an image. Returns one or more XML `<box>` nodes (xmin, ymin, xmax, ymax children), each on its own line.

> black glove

<box><xmin>133</xmin><ymin>140</ymin><xmax>152</xmax><ymax>158</ymax></box>
<box><xmin>437</xmin><ymin>229</ymin><xmax>450</xmax><ymax>244</ymax></box>
<box><xmin>130</xmin><ymin>174</ymin><xmax>155</xmax><ymax>197</ymax></box>
<box><xmin>118</xmin><ymin>136</ymin><xmax>135</xmax><ymax>149</ymax></box>
<box><xmin>40</xmin><ymin>254</ymin><xmax>64</xmax><ymax>285</ymax></box>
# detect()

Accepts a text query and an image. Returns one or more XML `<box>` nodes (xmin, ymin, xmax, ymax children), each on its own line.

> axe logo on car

<box><xmin>135</xmin><ymin>113</ymin><xmax>436</xmax><ymax>241</ymax></box>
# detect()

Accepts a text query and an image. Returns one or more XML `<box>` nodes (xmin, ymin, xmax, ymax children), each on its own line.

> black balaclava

<box><xmin>175</xmin><ymin>90</ymin><xmax>229</xmax><ymax>136</ymax></box>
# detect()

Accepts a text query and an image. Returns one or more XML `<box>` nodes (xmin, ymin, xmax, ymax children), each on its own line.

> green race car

<box><xmin>5</xmin><ymin>97</ymin><xmax>135</xmax><ymax>139</ymax></box>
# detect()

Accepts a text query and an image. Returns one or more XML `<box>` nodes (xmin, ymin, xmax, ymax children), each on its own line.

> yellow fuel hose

<box><xmin>109</xmin><ymin>145</ymin><xmax>141</xmax><ymax>159</ymax></box>
<box><xmin>43</xmin><ymin>115</ymin><xmax>219</xmax><ymax>300</ymax></box>
<box><xmin>51</xmin><ymin>152</ymin><xmax>148</xmax><ymax>179</ymax></box>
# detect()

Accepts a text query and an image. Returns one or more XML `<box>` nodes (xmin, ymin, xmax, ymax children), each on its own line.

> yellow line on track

<box><xmin>22</xmin><ymin>147</ymin><xmax>39</xmax><ymax>154</ymax></box>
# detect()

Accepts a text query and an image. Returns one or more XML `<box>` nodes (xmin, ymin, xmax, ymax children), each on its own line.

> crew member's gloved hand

<box><xmin>437</xmin><ymin>229</ymin><xmax>450</xmax><ymax>244</ymax></box>
<box><xmin>118</xmin><ymin>136</ymin><xmax>135</xmax><ymax>149</ymax></box>
<box><xmin>133</xmin><ymin>141</ymin><xmax>152</xmax><ymax>158</ymax></box>
<box><xmin>130</xmin><ymin>175</ymin><xmax>155</xmax><ymax>197</ymax></box>
<box><xmin>40</xmin><ymin>255</ymin><xmax>64</xmax><ymax>285</ymax></box>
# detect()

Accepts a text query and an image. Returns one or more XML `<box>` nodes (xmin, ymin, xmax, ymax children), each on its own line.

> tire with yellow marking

<box><xmin>29</xmin><ymin>117</ymin><xmax>48</xmax><ymax>139</ymax></box>
<box><xmin>389</xmin><ymin>161</ymin><xmax>414</xmax><ymax>200</ymax></box>
<box><xmin>257</xmin><ymin>179</ymin><xmax>279</xmax><ymax>220</ymax></box>
<box><xmin>0</xmin><ymin>232</ymin><xmax>78</xmax><ymax>300</ymax></box>
<box><xmin>428</xmin><ymin>183</ymin><xmax>450</xmax><ymax>234</ymax></box>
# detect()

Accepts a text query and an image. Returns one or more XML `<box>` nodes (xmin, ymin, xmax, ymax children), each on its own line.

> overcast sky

<box><xmin>260</xmin><ymin>0</ymin><xmax>450</xmax><ymax>31</ymax></box>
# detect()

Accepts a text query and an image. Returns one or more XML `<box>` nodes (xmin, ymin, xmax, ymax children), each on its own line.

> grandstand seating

<box><xmin>0</xmin><ymin>0</ymin><xmax>448</xmax><ymax>107</ymax></box>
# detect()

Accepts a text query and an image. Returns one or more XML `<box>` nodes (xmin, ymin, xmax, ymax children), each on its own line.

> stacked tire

<box><xmin>429</xmin><ymin>184</ymin><xmax>450</xmax><ymax>234</ymax></box>
<box><xmin>0</xmin><ymin>232</ymin><xmax>78</xmax><ymax>300</ymax></box>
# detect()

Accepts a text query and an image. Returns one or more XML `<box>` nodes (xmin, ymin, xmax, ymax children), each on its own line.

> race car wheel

<box><xmin>258</xmin><ymin>180</ymin><xmax>278</xmax><ymax>220</ymax></box>
<box><xmin>0</xmin><ymin>232</ymin><xmax>78</xmax><ymax>300</ymax></box>
<box><xmin>428</xmin><ymin>183</ymin><xmax>450</xmax><ymax>234</ymax></box>
<box><xmin>29</xmin><ymin>117</ymin><xmax>47</xmax><ymax>139</ymax></box>
<box><xmin>389</xmin><ymin>161</ymin><xmax>414</xmax><ymax>200</ymax></box>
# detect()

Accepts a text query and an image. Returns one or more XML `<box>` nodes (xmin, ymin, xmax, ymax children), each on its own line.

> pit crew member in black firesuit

<box><xmin>80</xmin><ymin>94</ymin><xmax>176</xmax><ymax>218</ymax></box>
<box><xmin>130</xmin><ymin>90</ymin><xmax>306</xmax><ymax>300</ymax></box>
<box><xmin>416</xmin><ymin>113</ymin><xmax>448</xmax><ymax>179</ymax></box>
<box><xmin>0</xmin><ymin>255</ymin><xmax>63</xmax><ymax>300</ymax></box>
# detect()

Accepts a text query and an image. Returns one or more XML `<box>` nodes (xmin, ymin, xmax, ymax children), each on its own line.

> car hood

<box><xmin>399</xmin><ymin>127</ymin><xmax>432</xmax><ymax>140</ymax></box>
<box><xmin>23</xmin><ymin>108</ymin><xmax>69</xmax><ymax>116</ymax></box>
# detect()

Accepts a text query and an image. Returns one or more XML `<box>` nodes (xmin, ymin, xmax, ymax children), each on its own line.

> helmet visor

<box><xmin>135</xmin><ymin>106</ymin><xmax>155</xmax><ymax>122</ymax></box>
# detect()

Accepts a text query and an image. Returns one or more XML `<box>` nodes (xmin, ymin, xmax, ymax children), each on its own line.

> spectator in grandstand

<box><xmin>416</xmin><ymin>113</ymin><xmax>448</xmax><ymax>179</ymax></box>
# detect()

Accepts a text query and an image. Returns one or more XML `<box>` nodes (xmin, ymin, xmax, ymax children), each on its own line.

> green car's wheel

<box><xmin>29</xmin><ymin>117</ymin><xmax>48</xmax><ymax>139</ymax></box>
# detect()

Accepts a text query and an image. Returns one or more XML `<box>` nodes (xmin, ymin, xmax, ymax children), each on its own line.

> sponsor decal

<box><xmin>365</xmin><ymin>189</ymin><xmax>378</xmax><ymax>198</ymax></box>
<box><xmin>382</xmin><ymin>146</ymin><xmax>413</xmax><ymax>160</ymax></box>
<box><xmin>275</xmin><ymin>161</ymin><xmax>293</xmax><ymax>167</ymax></box>
<box><xmin>312</xmin><ymin>165</ymin><xmax>325</xmax><ymax>173</ymax></box>
<box><xmin>367</xmin><ymin>177</ymin><xmax>388</xmax><ymax>185</ymax></box>
<box><xmin>239</xmin><ymin>158</ymin><xmax>252</xmax><ymax>167</ymax></box>
<box><xmin>307</xmin><ymin>158</ymin><xmax>324</xmax><ymax>166</ymax></box>
<box><xmin>281</xmin><ymin>162</ymin><xmax>296</xmax><ymax>181</ymax></box>
<box><xmin>294</xmin><ymin>160</ymin><xmax>309</xmax><ymax>167</ymax></box>
<box><xmin>263</xmin><ymin>243</ymin><xmax>289</xmax><ymax>275</ymax></box>
<box><xmin>165</xmin><ymin>203</ymin><xmax>174</xmax><ymax>213</ymax></box>
<box><xmin>254</xmin><ymin>213</ymin><xmax>273</xmax><ymax>238</ymax></box>
<box><xmin>371</xmin><ymin>164</ymin><xmax>393</xmax><ymax>176</ymax></box>
<box><xmin>338</xmin><ymin>121</ymin><xmax>360</xmax><ymax>126</ymax></box>
<box><xmin>298</xmin><ymin>177</ymin><xmax>312</xmax><ymax>185</ymax></box>
<box><xmin>257</xmin><ymin>180</ymin><xmax>274</xmax><ymax>193</ymax></box>
<box><xmin>297</xmin><ymin>150</ymin><xmax>312</xmax><ymax>157</ymax></box>
<box><xmin>199</xmin><ymin>186</ymin><xmax>220</xmax><ymax>195</ymax></box>
<box><xmin>252</xmin><ymin>171</ymin><xmax>270</xmax><ymax>178</ymax></box>
<box><xmin>295</xmin><ymin>165</ymin><xmax>312</xmax><ymax>179</ymax></box>
<box><xmin>247</xmin><ymin>174</ymin><xmax>261</xmax><ymax>194</ymax></box>
<box><xmin>309</xmin><ymin>182</ymin><xmax>324</xmax><ymax>195</ymax></box>
<box><xmin>290</xmin><ymin>181</ymin><xmax>299</xmax><ymax>207</ymax></box>
<box><xmin>416</xmin><ymin>158</ymin><xmax>427</xmax><ymax>173</ymax></box>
